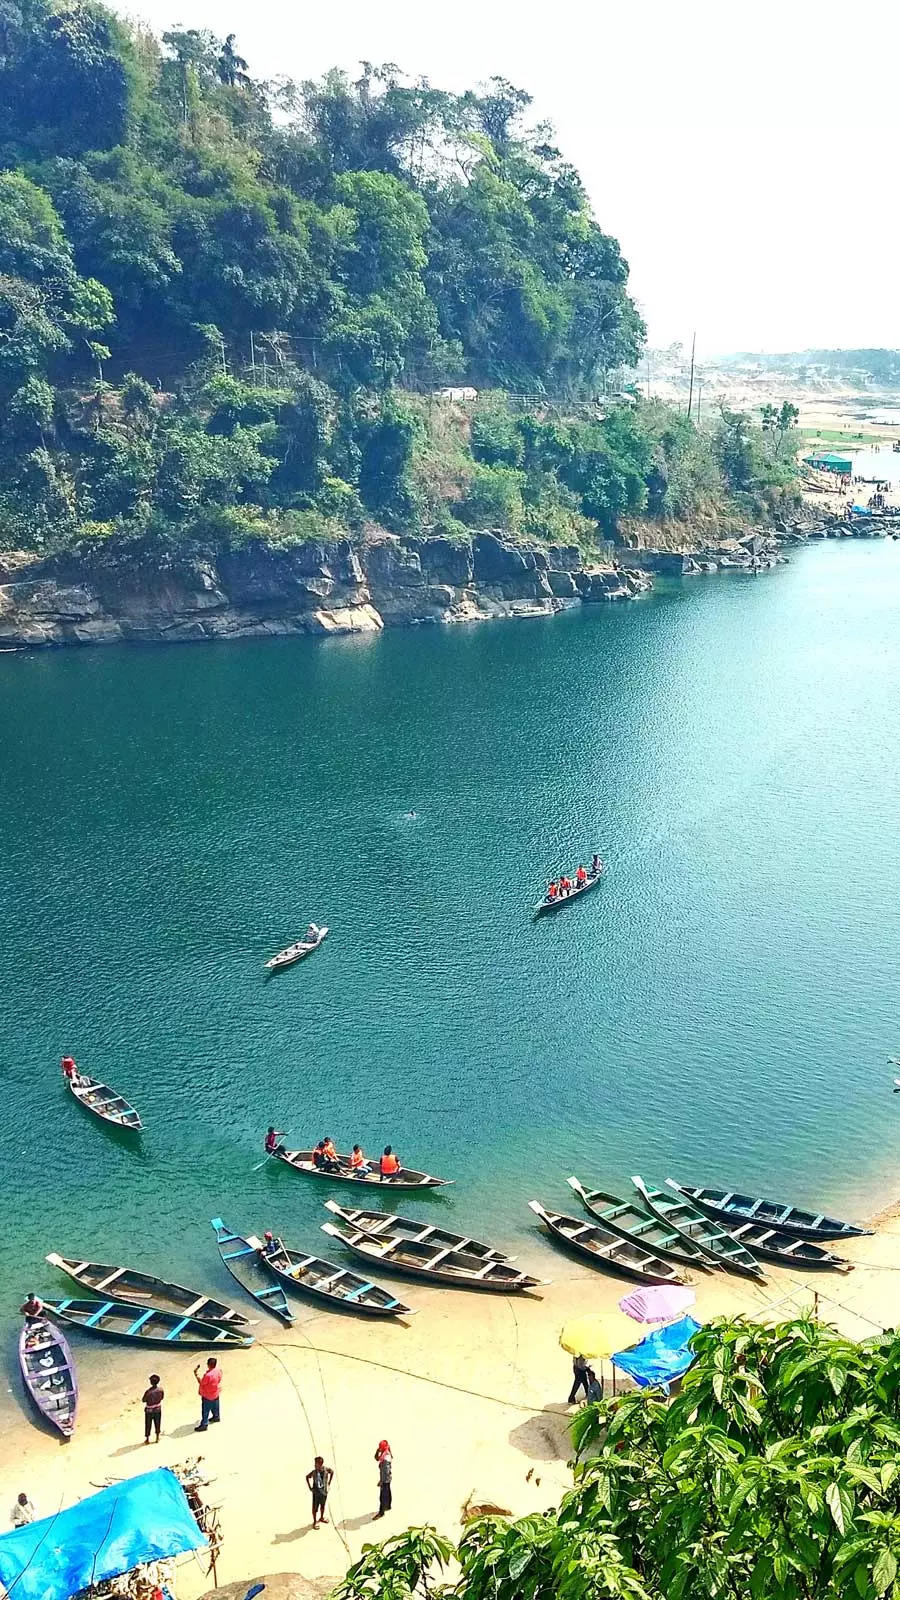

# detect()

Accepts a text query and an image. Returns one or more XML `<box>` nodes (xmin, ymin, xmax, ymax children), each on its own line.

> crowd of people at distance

<box><xmin>545</xmin><ymin>854</ymin><xmax>602</xmax><ymax>903</ymax></box>
<box><xmin>263</xmin><ymin>1128</ymin><xmax>403</xmax><ymax>1179</ymax></box>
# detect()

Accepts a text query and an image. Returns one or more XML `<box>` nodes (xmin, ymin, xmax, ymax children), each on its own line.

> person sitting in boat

<box><xmin>313</xmin><ymin>1139</ymin><xmax>340</xmax><ymax>1172</ymax></box>
<box><xmin>546</xmin><ymin>881</ymin><xmax>559</xmax><ymax>901</ymax></box>
<box><xmin>260</xmin><ymin>1231</ymin><xmax>282</xmax><ymax>1258</ymax></box>
<box><xmin>591</xmin><ymin>853</ymin><xmax>602</xmax><ymax>876</ymax></box>
<box><xmin>60</xmin><ymin>1055</ymin><xmax>79</xmax><ymax>1085</ymax></box>
<box><xmin>304</xmin><ymin>923</ymin><xmax>320</xmax><ymax>943</ymax></box>
<box><xmin>380</xmin><ymin>1146</ymin><xmax>401</xmax><ymax>1180</ymax></box>
<box><xmin>264</xmin><ymin>1126</ymin><xmax>285</xmax><ymax>1157</ymax></box>
<box><xmin>350</xmin><ymin>1144</ymin><xmax>371</xmax><ymax>1177</ymax></box>
<box><xmin>575</xmin><ymin>864</ymin><xmax>587</xmax><ymax>887</ymax></box>
<box><xmin>312</xmin><ymin>1141</ymin><xmax>328</xmax><ymax>1170</ymax></box>
<box><xmin>20</xmin><ymin>1293</ymin><xmax>44</xmax><ymax>1322</ymax></box>
<box><xmin>559</xmin><ymin>874</ymin><xmax>572</xmax><ymax>897</ymax></box>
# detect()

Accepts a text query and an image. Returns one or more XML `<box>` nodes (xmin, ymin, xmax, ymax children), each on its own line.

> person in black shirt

<box><xmin>142</xmin><ymin>1374</ymin><xmax>164</xmax><ymax>1442</ymax></box>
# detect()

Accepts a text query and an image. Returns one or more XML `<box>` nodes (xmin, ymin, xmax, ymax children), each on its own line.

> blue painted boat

<box><xmin>211</xmin><ymin>1218</ymin><xmax>294</xmax><ymax>1323</ymax></box>
<box><xmin>43</xmin><ymin>1298</ymin><xmax>252</xmax><ymax>1347</ymax></box>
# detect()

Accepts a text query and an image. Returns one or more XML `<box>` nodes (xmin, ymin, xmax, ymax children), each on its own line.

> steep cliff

<box><xmin>0</xmin><ymin>533</ymin><xmax>652</xmax><ymax>649</ymax></box>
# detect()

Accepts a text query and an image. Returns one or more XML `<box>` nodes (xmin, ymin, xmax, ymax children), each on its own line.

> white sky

<box><xmin>123</xmin><ymin>0</ymin><xmax>900</xmax><ymax>356</ymax></box>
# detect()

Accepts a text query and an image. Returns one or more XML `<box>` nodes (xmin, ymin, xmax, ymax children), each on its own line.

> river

<box><xmin>2</xmin><ymin>538</ymin><xmax>899</xmax><ymax>1394</ymax></box>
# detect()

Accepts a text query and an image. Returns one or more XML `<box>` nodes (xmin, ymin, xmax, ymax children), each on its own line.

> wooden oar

<box><xmin>252</xmin><ymin>1136</ymin><xmax>291</xmax><ymax>1173</ymax></box>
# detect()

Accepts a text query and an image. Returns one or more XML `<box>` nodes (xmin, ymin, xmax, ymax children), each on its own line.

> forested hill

<box><xmin>0</xmin><ymin>1</ymin><xmax>796</xmax><ymax>556</ymax></box>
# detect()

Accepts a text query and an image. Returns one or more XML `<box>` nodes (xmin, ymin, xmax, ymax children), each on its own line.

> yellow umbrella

<box><xmin>559</xmin><ymin>1312</ymin><xmax>635</xmax><ymax>1359</ymax></box>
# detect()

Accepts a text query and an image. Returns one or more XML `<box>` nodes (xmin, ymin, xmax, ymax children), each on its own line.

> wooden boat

<box><xmin>323</xmin><ymin>1201</ymin><xmax>511</xmax><ymax>1261</ymax></box>
<box><xmin>264</xmin><ymin>925</ymin><xmax>328</xmax><ymax>971</ymax></box>
<box><xmin>534</xmin><ymin>862</ymin><xmax>603</xmax><ymax>916</ymax></box>
<box><xmin>19</xmin><ymin>1318</ymin><xmax>77</xmax><ymax>1438</ymax></box>
<box><xmin>632</xmin><ymin>1177</ymin><xmax>764</xmax><ymax>1279</ymax></box>
<box><xmin>274</xmin><ymin>1149</ymin><xmax>451</xmax><ymax>1189</ymax></box>
<box><xmin>211</xmin><ymin>1219</ymin><xmax>293</xmax><ymax>1323</ymax></box>
<box><xmin>67</xmin><ymin>1073</ymin><xmax>142</xmax><ymax>1131</ymax></box>
<box><xmin>322</xmin><ymin>1220</ymin><xmax>545</xmax><ymax>1292</ymax></box>
<box><xmin>44</xmin><ymin>1298</ymin><xmax>253</xmax><ymax>1347</ymax></box>
<box><xmin>527</xmin><ymin>1201</ymin><xmax>683</xmax><ymax>1284</ymax></box>
<box><xmin>708</xmin><ymin>1220</ymin><xmax>850</xmax><ymax>1271</ymax></box>
<box><xmin>666</xmin><ymin>1179</ymin><xmax>871</xmax><ymax>1242</ymax></box>
<box><xmin>566</xmin><ymin>1178</ymin><xmax>716</xmax><ymax>1272</ymax></box>
<box><xmin>46</xmin><ymin>1252</ymin><xmax>251</xmax><ymax>1327</ymax></box>
<box><xmin>255</xmin><ymin>1235</ymin><xmax>414</xmax><ymax>1318</ymax></box>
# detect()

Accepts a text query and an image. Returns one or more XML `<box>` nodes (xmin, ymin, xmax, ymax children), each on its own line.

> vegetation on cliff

<box><xmin>0</xmin><ymin>0</ymin><xmax>797</xmax><ymax>556</ymax></box>
<box><xmin>336</xmin><ymin>1316</ymin><xmax>900</xmax><ymax>1600</ymax></box>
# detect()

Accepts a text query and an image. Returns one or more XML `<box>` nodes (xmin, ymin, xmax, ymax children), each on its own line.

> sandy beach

<box><xmin>5</xmin><ymin>1206</ymin><xmax>900</xmax><ymax>1595</ymax></box>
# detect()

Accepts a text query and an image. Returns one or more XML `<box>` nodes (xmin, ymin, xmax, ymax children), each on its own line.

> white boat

<box><xmin>264</xmin><ymin>925</ymin><xmax>328</xmax><ymax>971</ymax></box>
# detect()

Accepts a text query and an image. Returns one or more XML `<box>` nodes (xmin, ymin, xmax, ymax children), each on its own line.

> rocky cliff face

<box><xmin>0</xmin><ymin>532</ymin><xmax>652</xmax><ymax>649</ymax></box>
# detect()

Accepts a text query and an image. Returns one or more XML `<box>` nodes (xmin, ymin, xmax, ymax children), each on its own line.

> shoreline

<box><xmin>6</xmin><ymin>1203</ymin><xmax>900</xmax><ymax>1592</ymax></box>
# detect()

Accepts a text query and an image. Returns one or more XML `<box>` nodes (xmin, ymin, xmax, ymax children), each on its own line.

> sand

<box><xmin>5</xmin><ymin>1210</ymin><xmax>900</xmax><ymax>1594</ymax></box>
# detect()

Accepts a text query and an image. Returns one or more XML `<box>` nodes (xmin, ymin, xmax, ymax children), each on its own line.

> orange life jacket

<box><xmin>380</xmin><ymin>1152</ymin><xmax>400</xmax><ymax>1175</ymax></box>
<box><xmin>350</xmin><ymin>1148</ymin><xmax>365</xmax><ymax>1168</ymax></box>
<box><xmin>576</xmin><ymin>868</ymin><xmax>587</xmax><ymax>883</ymax></box>
<box><xmin>548</xmin><ymin>882</ymin><xmax>558</xmax><ymax>898</ymax></box>
<box><xmin>323</xmin><ymin>1140</ymin><xmax>338</xmax><ymax>1160</ymax></box>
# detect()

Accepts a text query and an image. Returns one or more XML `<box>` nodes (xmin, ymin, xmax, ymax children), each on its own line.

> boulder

<box><xmin>548</xmin><ymin>569</ymin><xmax>578</xmax><ymax>598</ymax></box>
<box><xmin>408</xmin><ymin>535</ymin><xmax>474</xmax><ymax>586</ymax></box>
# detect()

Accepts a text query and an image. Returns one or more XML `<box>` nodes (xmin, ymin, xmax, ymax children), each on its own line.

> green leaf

<box><xmin>507</xmin><ymin>1546</ymin><xmax>532</xmax><ymax>1581</ymax></box>
<box><xmin>827</xmin><ymin>1481</ymin><xmax>847</xmax><ymax>1534</ymax></box>
<box><xmin>874</xmin><ymin>1547</ymin><xmax>897</xmax><ymax>1595</ymax></box>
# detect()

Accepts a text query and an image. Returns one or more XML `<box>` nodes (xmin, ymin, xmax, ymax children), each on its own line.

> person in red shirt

<box><xmin>61</xmin><ymin>1056</ymin><xmax>78</xmax><ymax>1084</ymax></box>
<box><xmin>194</xmin><ymin>1358</ymin><xmax>222</xmax><ymax>1431</ymax></box>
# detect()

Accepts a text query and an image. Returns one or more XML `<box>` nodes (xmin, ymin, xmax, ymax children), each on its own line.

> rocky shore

<box><xmin>0</xmin><ymin>531</ymin><xmax>654</xmax><ymax>649</ymax></box>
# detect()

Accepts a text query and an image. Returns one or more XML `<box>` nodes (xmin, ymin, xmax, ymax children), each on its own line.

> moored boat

<box><xmin>322</xmin><ymin>1219</ymin><xmax>545</xmax><ymax>1291</ymax></box>
<box><xmin>666</xmin><ymin>1180</ymin><xmax>871</xmax><ymax>1242</ymax></box>
<box><xmin>211</xmin><ymin>1218</ymin><xmax>294</xmax><ymax>1323</ymax></box>
<box><xmin>527</xmin><ymin>1200</ymin><xmax>683</xmax><ymax>1284</ymax></box>
<box><xmin>632</xmin><ymin>1177</ymin><xmax>764</xmax><ymax>1279</ymax></box>
<box><xmin>566</xmin><ymin>1178</ymin><xmax>716</xmax><ymax>1272</ymax></box>
<box><xmin>323</xmin><ymin>1201</ymin><xmax>510</xmax><ymax>1260</ymax></box>
<box><xmin>275</xmin><ymin>1149</ymin><xmax>451</xmax><ymax>1189</ymax></box>
<box><xmin>19</xmin><ymin>1318</ymin><xmax>77</xmax><ymax>1438</ymax></box>
<box><xmin>534</xmin><ymin>862</ymin><xmax>603</xmax><ymax>916</ymax></box>
<box><xmin>264</xmin><ymin>925</ymin><xmax>328</xmax><ymax>970</ymax></box>
<box><xmin>255</xmin><ymin>1235</ymin><xmax>414</xmax><ymax>1318</ymax></box>
<box><xmin>704</xmin><ymin>1219</ymin><xmax>852</xmax><ymax>1272</ymax></box>
<box><xmin>43</xmin><ymin>1298</ymin><xmax>253</xmax><ymax>1347</ymax></box>
<box><xmin>67</xmin><ymin>1073</ymin><xmax>142</xmax><ymax>1131</ymax></box>
<box><xmin>46</xmin><ymin>1252</ymin><xmax>251</xmax><ymax>1326</ymax></box>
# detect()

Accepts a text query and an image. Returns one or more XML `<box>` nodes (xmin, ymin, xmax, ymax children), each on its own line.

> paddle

<box><xmin>252</xmin><ymin>1136</ymin><xmax>291</xmax><ymax>1173</ymax></box>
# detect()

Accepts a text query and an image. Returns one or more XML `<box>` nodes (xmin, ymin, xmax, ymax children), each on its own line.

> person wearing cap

<box><xmin>259</xmin><ymin>1231</ymin><xmax>281</xmax><ymax>1258</ymax></box>
<box><xmin>374</xmin><ymin>1440</ymin><xmax>392</xmax><ymax>1517</ymax></box>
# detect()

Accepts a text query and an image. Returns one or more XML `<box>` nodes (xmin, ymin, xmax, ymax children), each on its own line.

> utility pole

<box><xmin>696</xmin><ymin>380</ymin><xmax>702</xmax><ymax>426</ymax></box>
<box><xmin>219</xmin><ymin>336</ymin><xmax>227</xmax><ymax>379</ymax></box>
<box><xmin>686</xmin><ymin>330</ymin><xmax>696</xmax><ymax>417</ymax></box>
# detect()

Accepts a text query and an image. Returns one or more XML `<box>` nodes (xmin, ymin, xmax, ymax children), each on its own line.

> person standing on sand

<box><xmin>142</xmin><ymin>1374</ymin><xmax>164</xmax><ymax>1442</ymax></box>
<box><xmin>374</xmin><ymin>1440</ymin><xmax>392</xmax><ymax>1518</ymax></box>
<box><xmin>568</xmin><ymin>1353</ymin><xmax>590</xmax><ymax>1404</ymax></box>
<box><xmin>194</xmin><ymin>1357</ymin><xmax>222</xmax><ymax>1431</ymax></box>
<box><xmin>306</xmin><ymin>1456</ymin><xmax>334</xmax><ymax>1526</ymax></box>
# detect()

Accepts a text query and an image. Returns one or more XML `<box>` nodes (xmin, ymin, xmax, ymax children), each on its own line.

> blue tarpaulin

<box><xmin>613</xmin><ymin>1314</ymin><xmax>701</xmax><ymax>1393</ymax></box>
<box><xmin>0</xmin><ymin>1469</ymin><xmax>205</xmax><ymax>1600</ymax></box>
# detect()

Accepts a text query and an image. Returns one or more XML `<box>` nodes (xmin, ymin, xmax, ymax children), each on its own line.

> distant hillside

<box><xmin>719</xmin><ymin>351</ymin><xmax>900</xmax><ymax>386</ymax></box>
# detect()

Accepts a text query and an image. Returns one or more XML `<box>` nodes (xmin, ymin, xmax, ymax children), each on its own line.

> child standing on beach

<box><xmin>306</xmin><ymin>1456</ymin><xmax>333</xmax><ymax>1526</ymax></box>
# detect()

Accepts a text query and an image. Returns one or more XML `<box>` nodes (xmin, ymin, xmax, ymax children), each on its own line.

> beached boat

<box><xmin>322</xmin><ymin>1219</ymin><xmax>545</xmax><ymax>1291</ymax></box>
<box><xmin>19</xmin><ymin>1318</ymin><xmax>77</xmax><ymax>1439</ymax></box>
<box><xmin>67</xmin><ymin>1073</ymin><xmax>142</xmax><ymax>1131</ymax></box>
<box><xmin>632</xmin><ymin>1177</ymin><xmax>764</xmax><ymax>1279</ymax></box>
<box><xmin>274</xmin><ymin>1149</ymin><xmax>450</xmax><ymax>1189</ymax></box>
<box><xmin>210</xmin><ymin>1219</ymin><xmax>293</xmax><ymax>1323</ymax></box>
<box><xmin>527</xmin><ymin>1200</ymin><xmax>683</xmax><ymax>1284</ymax></box>
<box><xmin>709</xmin><ymin>1220</ymin><xmax>851</xmax><ymax>1271</ymax></box>
<box><xmin>264</xmin><ymin>926</ymin><xmax>328</xmax><ymax>971</ymax></box>
<box><xmin>254</xmin><ymin>1235</ymin><xmax>414</xmax><ymax>1318</ymax></box>
<box><xmin>46</xmin><ymin>1252</ymin><xmax>251</xmax><ymax>1327</ymax></box>
<box><xmin>43</xmin><ymin>1298</ymin><xmax>253</xmax><ymax>1347</ymax></box>
<box><xmin>566</xmin><ymin>1178</ymin><xmax>716</xmax><ymax>1272</ymax></box>
<box><xmin>666</xmin><ymin>1180</ymin><xmax>871</xmax><ymax>1242</ymax></box>
<box><xmin>323</xmin><ymin>1201</ymin><xmax>511</xmax><ymax>1261</ymax></box>
<box><xmin>533</xmin><ymin>863</ymin><xmax>603</xmax><ymax>916</ymax></box>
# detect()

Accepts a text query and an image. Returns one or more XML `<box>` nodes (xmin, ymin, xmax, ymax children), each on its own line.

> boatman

<box><xmin>575</xmin><ymin>864</ymin><xmax>587</xmax><ymax>887</ymax></box>
<box><xmin>591</xmin><ymin>853</ymin><xmax>602</xmax><ymax>876</ymax></box>
<box><xmin>20</xmin><ymin>1293</ymin><xmax>44</xmax><ymax>1322</ymax></box>
<box><xmin>380</xmin><ymin>1146</ymin><xmax>401</xmax><ymax>1180</ymax></box>
<box><xmin>61</xmin><ymin>1055</ymin><xmax>79</xmax><ymax>1084</ymax></box>
<box><xmin>260</xmin><ymin>1231</ymin><xmax>282</xmax><ymax>1258</ymax></box>
<box><xmin>264</xmin><ymin>1126</ymin><xmax>285</xmax><ymax>1156</ymax></box>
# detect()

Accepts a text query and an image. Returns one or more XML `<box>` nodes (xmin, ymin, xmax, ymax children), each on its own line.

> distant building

<box><xmin>803</xmin><ymin>451</ymin><xmax>853</xmax><ymax>474</ymax></box>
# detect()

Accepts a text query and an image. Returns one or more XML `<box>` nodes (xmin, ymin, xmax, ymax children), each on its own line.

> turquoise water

<box><xmin>2</xmin><ymin>539</ymin><xmax>900</xmax><ymax>1387</ymax></box>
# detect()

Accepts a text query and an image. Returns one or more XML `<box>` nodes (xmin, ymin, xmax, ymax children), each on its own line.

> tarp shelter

<box><xmin>0</xmin><ymin>1469</ymin><xmax>206</xmax><ymax>1600</ymax></box>
<box><xmin>804</xmin><ymin>452</ymin><xmax>853</xmax><ymax>474</ymax></box>
<box><xmin>613</xmin><ymin>1314</ymin><xmax>701</xmax><ymax>1393</ymax></box>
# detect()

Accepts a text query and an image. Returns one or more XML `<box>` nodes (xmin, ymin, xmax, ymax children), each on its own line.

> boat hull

<box><xmin>19</xmin><ymin>1318</ymin><xmax>77</xmax><ymax>1439</ymax></box>
<box><xmin>323</xmin><ymin>1222</ymin><xmax>542</xmax><ymax>1292</ymax></box>
<box><xmin>567</xmin><ymin>1178</ymin><xmax>714</xmax><ymax>1272</ymax></box>
<box><xmin>67</xmin><ymin>1074</ymin><xmax>142</xmax><ymax>1131</ymax></box>
<box><xmin>46</xmin><ymin>1252</ymin><xmax>251</xmax><ymax>1326</ymax></box>
<box><xmin>275</xmin><ymin>1150</ymin><xmax>450</xmax><ymax>1189</ymax></box>
<box><xmin>632</xmin><ymin>1177</ymin><xmax>764</xmax><ymax>1279</ymax></box>
<box><xmin>44</xmin><ymin>1299</ymin><xmax>253</xmax><ymax>1347</ymax></box>
<box><xmin>667</xmin><ymin>1180</ymin><xmax>870</xmax><ymax>1241</ymax></box>
<box><xmin>256</xmin><ymin>1239</ymin><xmax>414</xmax><ymax>1318</ymax></box>
<box><xmin>211</xmin><ymin>1219</ymin><xmax>294</xmax><ymax>1323</ymax></box>
<box><xmin>265</xmin><ymin>927</ymin><xmax>328</xmax><ymax>970</ymax></box>
<box><xmin>534</xmin><ymin>866</ymin><xmax>603</xmax><ymax>916</ymax></box>
<box><xmin>324</xmin><ymin>1202</ymin><xmax>510</xmax><ymax>1260</ymax></box>
<box><xmin>528</xmin><ymin>1201</ymin><xmax>682</xmax><ymax>1284</ymax></box>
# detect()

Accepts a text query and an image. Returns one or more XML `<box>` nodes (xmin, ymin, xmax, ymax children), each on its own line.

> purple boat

<box><xmin>19</xmin><ymin>1317</ymin><xmax>78</xmax><ymax>1439</ymax></box>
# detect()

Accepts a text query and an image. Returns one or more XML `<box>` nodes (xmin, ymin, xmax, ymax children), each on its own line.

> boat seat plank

<box><xmin>165</xmin><ymin>1316</ymin><xmax>190</xmax><ymax>1339</ymax></box>
<box><xmin>343</xmin><ymin>1282</ymin><xmax>375</xmax><ymax>1301</ymax></box>
<box><xmin>126</xmin><ymin>1309</ymin><xmax>155</xmax><ymax>1335</ymax></box>
<box><xmin>222</xmin><ymin>1246</ymin><xmax>256</xmax><ymax>1259</ymax></box>
<box><xmin>94</xmin><ymin>1267</ymin><xmax>126</xmax><ymax>1292</ymax></box>
<box><xmin>85</xmin><ymin>1302</ymin><xmax>114</xmax><ymax>1327</ymax></box>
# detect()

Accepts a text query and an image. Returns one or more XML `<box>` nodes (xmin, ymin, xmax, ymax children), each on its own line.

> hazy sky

<box><xmin>123</xmin><ymin>0</ymin><xmax>900</xmax><ymax>356</ymax></box>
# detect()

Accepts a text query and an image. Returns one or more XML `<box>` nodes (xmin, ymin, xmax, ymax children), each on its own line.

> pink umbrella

<box><xmin>619</xmin><ymin>1285</ymin><xmax>696</xmax><ymax>1324</ymax></box>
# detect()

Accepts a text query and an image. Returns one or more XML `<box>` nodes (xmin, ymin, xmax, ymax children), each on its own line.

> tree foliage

<box><xmin>336</xmin><ymin>1317</ymin><xmax>900</xmax><ymax>1600</ymax></box>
